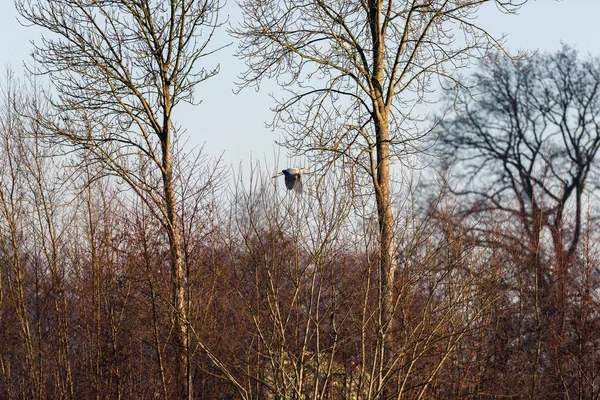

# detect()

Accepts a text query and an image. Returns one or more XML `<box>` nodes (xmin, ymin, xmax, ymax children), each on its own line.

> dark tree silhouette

<box><xmin>439</xmin><ymin>45</ymin><xmax>600</xmax><ymax>398</ymax></box>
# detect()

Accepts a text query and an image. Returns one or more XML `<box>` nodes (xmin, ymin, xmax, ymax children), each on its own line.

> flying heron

<box><xmin>273</xmin><ymin>168</ymin><xmax>308</xmax><ymax>194</ymax></box>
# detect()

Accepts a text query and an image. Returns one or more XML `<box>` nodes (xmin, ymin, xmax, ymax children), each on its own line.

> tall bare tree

<box><xmin>232</xmin><ymin>1</ymin><xmax>523</xmax><ymax>396</ymax></box>
<box><xmin>438</xmin><ymin>45</ymin><xmax>600</xmax><ymax>398</ymax></box>
<box><xmin>440</xmin><ymin>45</ymin><xmax>600</xmax><ymax>269</ymax></box>
<box><xmin>15</xmin><ymin>0</ymin><xmax>222</xmax><ymax>397</ymax></box>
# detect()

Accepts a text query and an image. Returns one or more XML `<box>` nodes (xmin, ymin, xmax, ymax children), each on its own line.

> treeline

<box><xmin>1</xmin><ymin>52</ymin><xmax>600</xmax><ymax>398</ymax></box>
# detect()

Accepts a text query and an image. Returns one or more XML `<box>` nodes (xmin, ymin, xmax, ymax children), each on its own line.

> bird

<box><xmin>273</xmin><ymin>168</ymin><xmax>308</xmax><ymax>194</ymax></box>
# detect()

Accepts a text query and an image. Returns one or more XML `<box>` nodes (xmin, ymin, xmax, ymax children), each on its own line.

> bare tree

<box><xmin>440</xmin><ymin>45</ymin><xmax>600</xmax><ymax>268</ymax></box>
<box><xmin>438</xmin><ymin>45</ymin><xmax>600</xmax><ymax>398</ymax></box>
<box><xmin>232</xmin><ymin>0</ymin><xmax>523</xmax><ymax>396</ymax></box>
<box><xmin>0</xmin><ymin>70</ymin><xmax>41</xmax><ymax>399</ymax></box>
<box><xmin>15</xmin><ymin>0</ymin><xmax>223</xmax><ymax>397</ymax></box>
<box><xmin>0</xmin><ymin>68</ymin><xmax>81</xmax><ymax>399</ymax></box>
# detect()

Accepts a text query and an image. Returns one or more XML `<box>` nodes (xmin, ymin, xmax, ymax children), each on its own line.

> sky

<box><xmin>1</xmin><ymin>1</ymin><xmax>600</xmax><ymax>172</ymax></box>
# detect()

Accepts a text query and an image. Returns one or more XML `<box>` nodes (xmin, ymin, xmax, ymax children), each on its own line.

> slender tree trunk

<box><xmin>5</xmin><ymin>221</ymin><xmax>39</xmax><ymax>398</ymax></box>
<box><xmin>529</xmin><ymin>202</ymin><xmax>544</xmax><ymax>400</ymax></box>
<box><xmin>160</xmin><ymin>127</ymin><xmax>190</xmax><ymax>399</ymax></box>
<box><xmin>373</xmin><ymin>61</ymin><xmax>397</xmax><ymax>400</ymax></box>
<box><xmin>374</xmin><ymin>121</ymin><xmax>396</xmax><ymax>399</ymax></box>
<box><xmin>368</xmin><ymin>1</ymin><xmax>396</xmax><ymax>397</ymax></box>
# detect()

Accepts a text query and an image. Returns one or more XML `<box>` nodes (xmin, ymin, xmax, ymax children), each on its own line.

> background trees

<box><xmin>439</xmin><ymin>45</ymin><xmax>600</xmax><ymax>267</ymax></box>
<box><xmin>438</xmin><ymin>45</ymin><xmax>600</xmax><ymax>398</ymax></box>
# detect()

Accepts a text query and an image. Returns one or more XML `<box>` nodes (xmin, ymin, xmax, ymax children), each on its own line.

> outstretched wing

<box><xmin>282</xmin><ymin>173</ymin><xmax>302</xmax><ymax>193</ymax></box>
<box><xmin>284</xmin><ymin>173</ymin><xmax>297</xmax><ymax>189</ymax></box>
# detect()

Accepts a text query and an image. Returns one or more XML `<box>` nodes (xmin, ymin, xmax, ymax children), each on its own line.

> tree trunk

<box><xmin>160</xmin><ymin>129</ymin><xmax>190</xmax><ymax>399</ymax></box>
<box><xmin>374</xmin><ymin>119</ymin><xmax>396</xmax><ymax>399</ymax></box>
<box><xmin>369</xmin><ymin>1</ymin><xmax>396</xmax><ymax>397</ymax></box>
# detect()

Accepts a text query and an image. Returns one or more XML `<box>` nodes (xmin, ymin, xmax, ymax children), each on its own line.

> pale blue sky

<box><xmin>1</xmin><ymin>1</ymin><xmax>599</xmax><ymax>169</ymax></box>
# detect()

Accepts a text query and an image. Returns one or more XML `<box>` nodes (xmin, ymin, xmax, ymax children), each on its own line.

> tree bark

<box><xmin>369</xmin><ymin>1</ymin><xmax>396</xmax><ymax>396</ymax></box>
<box><xmin>160</xmin><ymin>128</ymin><xmax>190</xmax><ymax>399</ymax></box>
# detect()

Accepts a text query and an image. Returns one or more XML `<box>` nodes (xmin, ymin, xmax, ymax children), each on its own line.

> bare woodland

<box><xmin>1</xmin><ymin>0</ymin><xmax>600</xmax><ymax>399</ymax></box>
